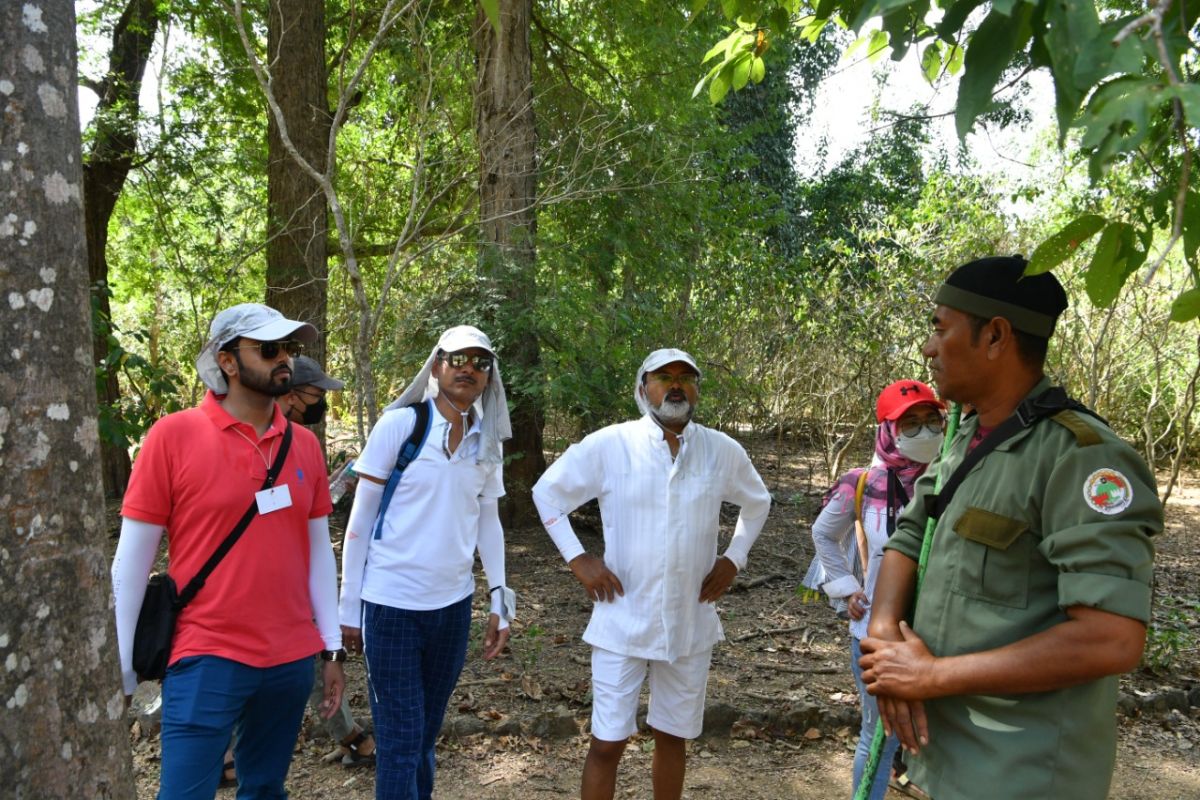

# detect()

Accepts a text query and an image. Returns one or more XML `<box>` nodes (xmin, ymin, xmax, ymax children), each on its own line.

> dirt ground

<box><xmin>126</xmin><ymin>436</ymin><xmax>1200</xmax><ymax>799</ymax></box>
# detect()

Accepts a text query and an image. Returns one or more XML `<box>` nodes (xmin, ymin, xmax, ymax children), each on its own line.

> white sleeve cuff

<box><xmin>822</xmin><ymin>575</ymin><xmax>862</xmax><ymax>598</ymax></box>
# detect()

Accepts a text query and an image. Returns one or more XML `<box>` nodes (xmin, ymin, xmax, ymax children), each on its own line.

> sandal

<box><xmin>219</xmin><ymin>759</ymin><xmax>237</xmax><ymax>788</ymax></box>
<box><xmin>888</xmin><ymin>773</ymin><xmax>931</xmax><ymax>799</ymax></box>
<box><xmin>341</xmin><ymin>730</ymin><xmax>375</xmax><ymax>768</ymax></box>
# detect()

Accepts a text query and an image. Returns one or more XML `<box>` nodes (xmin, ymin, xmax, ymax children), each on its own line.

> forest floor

<box><xmin>122</xmin><ymin>435</ymin><xmax>1200</xmax><ymax>799</ymax></box>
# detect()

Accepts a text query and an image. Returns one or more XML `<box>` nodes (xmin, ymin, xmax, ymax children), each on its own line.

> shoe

<box><xmin>341</xmin><ymin>730</ymin><xmax>375</xmax><ymax>768</ymax></box>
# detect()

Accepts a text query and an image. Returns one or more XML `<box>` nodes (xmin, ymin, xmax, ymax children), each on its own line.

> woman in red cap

<box><xmin>809</xmin><ymin>380</ymin><xmax>944</xmax><ymax>800</ymax></box>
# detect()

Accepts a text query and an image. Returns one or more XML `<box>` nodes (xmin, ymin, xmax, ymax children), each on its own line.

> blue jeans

<box><xmin>159</xmin><ymin>655</ymin><xmax>313</xmax><ymax>800</ymax></box>
<box><xmin>364</xmin><ymin>596</ymin><xmax>472</xmax><ymax>800</ymax></box>
<box><xmin>850</xmin><ymin>637</ymin><xmax>900</xmax><ymax>800</ymax></box>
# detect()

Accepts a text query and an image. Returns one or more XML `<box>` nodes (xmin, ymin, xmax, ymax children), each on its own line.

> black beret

<box><xmin>934</xmin><ymin>256</ymin><xmax>1068</xmax><ymax>338</ymax></box>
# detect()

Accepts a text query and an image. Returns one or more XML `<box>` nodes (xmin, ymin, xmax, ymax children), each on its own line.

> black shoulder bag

<box><xmin>132</xmin><ymin>422</ymin><xmax>294</xmax><ymax>682</ymax></box>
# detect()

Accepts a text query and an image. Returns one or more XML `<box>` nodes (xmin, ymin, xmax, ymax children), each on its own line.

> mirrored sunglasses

<box><xmin>439</xmin><ymin>352</ymin><xmax>493</xmax><ymax>372</ymax></box>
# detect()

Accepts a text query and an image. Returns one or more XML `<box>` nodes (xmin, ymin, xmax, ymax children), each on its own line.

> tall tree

<box><xmin>472</xmin><ymin>0</ymin><xmax>545</xmax><ymax>523</ymax></box>
<box><xmin>0</xmin><ymin>1</ymin><xmax>135</xmax><ymax>794</ymax></box>
<box><xmin>265</xmin><ymin>0</ymin><xmax>330</xmax><ymax>366</ymax></box>
<box><xmin>81</xmin><ymin>0</ymin><xmax>162</xmax><ymax>495</ymax></box>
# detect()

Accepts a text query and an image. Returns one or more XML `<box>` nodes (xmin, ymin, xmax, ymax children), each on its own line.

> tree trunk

<box><xmin>0</xmin><ymin>3</ymin><xmax>136</xmax><ymax>795</ymax></box>
<box><xmin>82</xmin><ymin>0</ymin><xmax>161</xmax><ymax>497</ymax></box>
<box><xmin>472</xmin><ymin>0</ymin><xmax>545</xmax><ymax>526</ymax></box>
<box><xmin>265</xmin><ymin>0</ymin><xmax>330</xmax><ymax>368</ymax></box>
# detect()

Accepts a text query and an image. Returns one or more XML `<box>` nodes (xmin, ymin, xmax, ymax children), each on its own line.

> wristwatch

<box><xmin>320</xmin><ymin>649</ymin><xmax>348</xmax><ymax>662</ymax></box>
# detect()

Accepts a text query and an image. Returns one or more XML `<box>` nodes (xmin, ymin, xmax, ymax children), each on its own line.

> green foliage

<box><xmin>1142</xmin><ymin>596</ymin><xmax>1199</xmax><ymax>672</ymax></box>
<box><xmin>695</xmin><ymin>0</ymin><xmax>1200</xmax><ymax>321</ymax></box>
<box><xmin>91</xmin><ymin>286</ymin><xmax>184</xmax><ymax>457</ymax></box>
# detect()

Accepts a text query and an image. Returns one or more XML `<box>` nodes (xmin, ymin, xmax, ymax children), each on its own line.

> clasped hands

<box><xmin>567</xmin><ymin>553</ymin><xmax>737</xmax><ymax>603</ymax></box>
<box><xmin>859</xmin><ymin>621</ymin><xmax>938</xmax><ymax>754</ymax></box>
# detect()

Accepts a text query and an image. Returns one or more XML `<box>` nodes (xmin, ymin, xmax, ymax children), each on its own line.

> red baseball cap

<box><xmin>876</xmin><ymin>380</ymin><xmax>943</xmax><ymax>423</ymax></box>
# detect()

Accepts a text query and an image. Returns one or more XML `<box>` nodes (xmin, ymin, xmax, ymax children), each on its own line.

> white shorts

<box><xmin>590</xmin><ymin>645</ymin><xmax>713</xmax><ymax>741</ymax></box>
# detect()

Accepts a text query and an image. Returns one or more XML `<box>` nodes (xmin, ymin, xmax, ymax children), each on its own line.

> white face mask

<box><xmin>895</xmin><ymin>428</ymin><xmax>943</xmax><ymax>464</ymax></box>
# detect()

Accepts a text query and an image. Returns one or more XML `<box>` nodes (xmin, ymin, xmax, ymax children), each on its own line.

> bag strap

<box><xmin>852</xmin><ymin>470</ymin><xmax>870</xmax><ymax>578</ymax></box>
<box><xmin>176</xmin><ymin>421</ymin><xmax>294</xmax><ymax>609</ymax></box>
<box><xmin>923</xmin><ymin>386</ymin><xmax>1100</xmax><ymax>520</ymax></box>
<box><xmin>372</xmin><ymin>399</ymin><xmax>433</xmax><ymax>540</ymax></box>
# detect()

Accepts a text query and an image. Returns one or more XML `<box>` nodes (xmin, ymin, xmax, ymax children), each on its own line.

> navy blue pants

<box><xmin>364</xmin><ymin>596</ymin><xmax>472</xmax><ymax>800</ymax></box>
<box><xmin>159</xmin><ymin>655</ymin><xmax>313</xmax><ymax>800</ymax></box>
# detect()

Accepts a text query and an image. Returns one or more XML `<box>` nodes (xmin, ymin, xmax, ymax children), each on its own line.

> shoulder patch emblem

<box><xmin>1083</xmin><ymin>468</ymin><xmax>1133</xmax><ymax>515</ymax></box>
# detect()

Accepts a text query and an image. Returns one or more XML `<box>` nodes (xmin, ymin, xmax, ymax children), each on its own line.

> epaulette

<box><xmin>1049</xmin><ymin>410</ymin><xmax>1103</xmax><ymax>447</ymax></box>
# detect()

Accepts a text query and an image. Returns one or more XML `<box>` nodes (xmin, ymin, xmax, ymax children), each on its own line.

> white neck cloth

<box><xmin>384</xmin><ymin>325</ymin><xmax>512</xmax><ymax>464</ymax></box>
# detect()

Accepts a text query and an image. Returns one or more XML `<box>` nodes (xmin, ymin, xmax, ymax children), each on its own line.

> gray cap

<box><xmin>291</xmin><ymin>355</ymin><xmax>345</xmax><ymax>390</ymax></box>
<box><xmin>195</xmin><ymin>303</ymin><xmax>318</xmax><ymax>391</ymax></box>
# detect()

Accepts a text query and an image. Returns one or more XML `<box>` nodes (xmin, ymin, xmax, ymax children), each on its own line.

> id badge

<box><xmin>255</xmin><ymin>483</ymin><xmax>293</xmax><ymax>514</ymax></box>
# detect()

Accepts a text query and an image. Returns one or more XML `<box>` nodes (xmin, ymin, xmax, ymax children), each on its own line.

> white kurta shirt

<box><xmin>533</xmin><ymin>414</ymin><xmax>771</xmax><ymax>662</ymax></box>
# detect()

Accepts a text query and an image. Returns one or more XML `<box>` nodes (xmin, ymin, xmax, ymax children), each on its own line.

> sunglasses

<box><xmin>898</xmin><ymin>413</ymin><xmax>945</xmax><ymax>438</ymax></box>
<box><xmin>646</xmin><ymin>372</ymin><xmax>699</xmax><ymax>386</ymax></box>
<box><xmin>231</xmin><ymin>339</ymin><xmax>305</xmax><ymax>359</ymax></box>
<box><xmin>438</xmin><ymin>352</ymin><xmax>493</xmax><ymax>372</ymax></box>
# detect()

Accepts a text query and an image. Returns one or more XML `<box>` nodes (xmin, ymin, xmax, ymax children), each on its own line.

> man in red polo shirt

<box><xmin>112</xmin><ymin>303</ymin><xmax>345</xmax><ymax>799</ymax></box>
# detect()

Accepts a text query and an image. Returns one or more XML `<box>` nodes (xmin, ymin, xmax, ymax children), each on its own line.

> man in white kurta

<box><xmin>532</xmin><ymin>348</ymin><xmax>771</xmax><ymax>800</ymax></box>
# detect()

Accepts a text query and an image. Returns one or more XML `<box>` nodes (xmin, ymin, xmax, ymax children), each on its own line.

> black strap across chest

<box><xmin>923</xmin><ymin>386</ymin><xmax>1103</xmax><ymax>520</ymax></box>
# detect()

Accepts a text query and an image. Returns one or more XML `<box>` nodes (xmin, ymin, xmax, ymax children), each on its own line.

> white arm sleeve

<box><xmin>339</xmin><ymin>478</ymin><xmax>383</xmax><ymax>627</ymax></box>
<box><xmin>722</xmin><ymin>508</ymin><xmax>770</xmax><ymax>572</ymax></box>
<box><xmin>308</xmin><ymin>516</ymin><xmax>341</xmax><ymax>650</ymax></box>
<box><xmin>532</xmin><ymin>488</ymin><xmax>586</xmax><ymax>564</ymax></box>
<box><xmin>111</xmin><ymin>518</ymin><xmax>165</xmax><ymax>695</ymax></box>
<box><xmin>810</xmin><ymin>497</ymin><xmax>861</xmax><ymax>598</ymax></box>
<box><xmin>476</xmin><ymin>497</ymin><xmax>509</xmax><ymax>630</ymax></box>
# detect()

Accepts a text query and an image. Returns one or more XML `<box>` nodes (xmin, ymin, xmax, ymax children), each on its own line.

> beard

<box><xmin>234</xmin><ymin>352</ymin><xmax>292</xmax><ymax>397</ymax></box>
<box><xmin>652</xmin><ymin>396</ymin><xmax>693</xmax><ymax>426</ymax></box>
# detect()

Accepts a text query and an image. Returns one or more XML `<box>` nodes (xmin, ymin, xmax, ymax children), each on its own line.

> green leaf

<box><xmin>946</xmin><ymin>42</ymin><xmax>965</xmax><ymax>75</ymax></box>
<box><xmin>768</xmin><ymin>7</ymin><xmax>791</xmax><ymax>33</ymax></box>
<box><xmin>920</xmin><ymin>40</ymin><xmax>942</xmax><ymax>84</ymax></box>
<box><xmin>703</xmin><ymin>34</ymin><xmax>733</xmax><ymax>64</ymax></box>
<box><xmin>1170</xmin><ymin>288</ymin><xmax>1200</xmax><ymax>322</ymax></box>
<box><xmin>1084</xmin><ymin>222</ymin><xmax>1132</xmax><ymax>307</ymax></box>
<box><xmin>479</xmin><ymin>0</ymin><xmax>501</xmax><ymax>36</ymax></box>
<box><xmin>709</xmin><ymin>68</ymin><xmax>732</xmax><ymax>104</ymax></box>
<box><xmin>1183</xmin><ymin>191</ymin><xmax>1200</xmax><ymax>266</ymax></box>
<box><xmin>736</xmin><ymin>15</ymin><xmax>758</xmax><ymax>32</ymax></box>
<box><xmin>868</xmin><ymin>29</ymin><xmax>890</xmax><ymax>62</ymax></box>
<box><xmin>937</xmin><ymin>0</ymin><xmax>985</xmax><ymax>39</ymax></box>
<box><xmin>750</xmin><ymin>55</ymin><xmax>766</xmax><ymax>83</ymax></box>
<box><xmin>955</xmin><ymin>5</ymin><xmax>1034</xmax><ymax>139</ymax></box>
<box><xmin>732</xmin><ymin>53</ymin><xmax>753</xmax><ymax>90</ymax></box>
<box><xmin>1027</xmin><ymin>213</ymin><xmax>1107</xmax><ymax>274</ymax></box>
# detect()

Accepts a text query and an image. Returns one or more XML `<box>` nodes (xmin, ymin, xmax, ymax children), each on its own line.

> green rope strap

<box><xmin>853</xmin><ymin>403</ymin><xmax>961</xmax><ymax>800</ymax></box>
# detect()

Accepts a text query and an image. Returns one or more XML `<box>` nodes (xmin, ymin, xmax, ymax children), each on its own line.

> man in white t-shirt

<box><xmin>532</xmin><ymin>348</ymin><xmax>772</xmax><ymax>800</ymax></box>
<box><xmin>338</xmin><ymin>325</ymin><xmax>512</xmax><ymax>800</ymax></box>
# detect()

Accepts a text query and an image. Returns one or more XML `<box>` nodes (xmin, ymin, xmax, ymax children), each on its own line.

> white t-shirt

<box><xmin>354</xmin><ymin>403</ymin><xmax>504</xmax><ymax>611</ymax></box>
<box><xmin>533</xmin><ymin>415</ymin><xmax>771</xmax><ymax>662</ymax></box>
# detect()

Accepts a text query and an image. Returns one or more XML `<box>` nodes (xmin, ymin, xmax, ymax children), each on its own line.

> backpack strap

<box><xmin>372</xmin><ymin>400</ymin><xmax>433</xmax><ymax>540</ymax></box>
<box><xmin>923</xmin><ymin>386</ymin><xmax>1102</xmax><ymax>520</ymax></box>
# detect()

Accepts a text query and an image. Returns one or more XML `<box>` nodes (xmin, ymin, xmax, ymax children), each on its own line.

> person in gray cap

<box><xmin>278</xmin><ymin>354</ymin><xmax>346</xmax><ymax>426</ymax></box>
<box><xmin>859</xmin><ymin>257</ymin><xmax>1161</xmax><ymax>800</ymax></box>
<box><xmin>338</xmin><ymin>325</ymin><xmax>513</xmax><ymax>800</ymax></box>
<box><xmin>111</xmin><ymin>303</ymin><xmax>346</xmax><ymax>798</ymax></box>
<box><xmin>532</xmin><ymin>348</ymin><xmax>771</xmax><ymax>800</ymax></box>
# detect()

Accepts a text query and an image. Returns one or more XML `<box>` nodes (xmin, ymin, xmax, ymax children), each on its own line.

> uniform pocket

<box><xmin>951</xmin><ymin>507</ymin><xmax>1032</xmax><ymax>608</ymax></box>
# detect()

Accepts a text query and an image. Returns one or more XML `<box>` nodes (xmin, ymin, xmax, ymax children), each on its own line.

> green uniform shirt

<box><xmin>885</xmin><ymin>378</ymin><xmax>1161</xmax><ymax>800</ymax></box>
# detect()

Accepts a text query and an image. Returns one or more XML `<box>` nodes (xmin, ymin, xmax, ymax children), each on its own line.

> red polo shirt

<box><xmin>122</xmin><ymin>391</ymin><xmax>332</xmax><ymax>668</ymax></box>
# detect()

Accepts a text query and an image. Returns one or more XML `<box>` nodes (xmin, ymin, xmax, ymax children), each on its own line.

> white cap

<box><xmin>634</xmin><ymin>347</ymin><xmax>701</xmax><ymax>415</ymax></box>
<box><xmin>435</xmin><ymin>325</ymin><xmax>496</xmax><ymax>356</ymax></box>
<box><xmin>195</xmin><ymin>303</ymin><xmax>318</xmax><ymax>391</ymax></box>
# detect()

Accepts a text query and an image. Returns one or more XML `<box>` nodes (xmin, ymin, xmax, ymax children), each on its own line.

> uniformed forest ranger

<box><xmin>858</xmin><ymin>256</ymin><xmax>1162</xmax><ymax>800</ymax></box>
